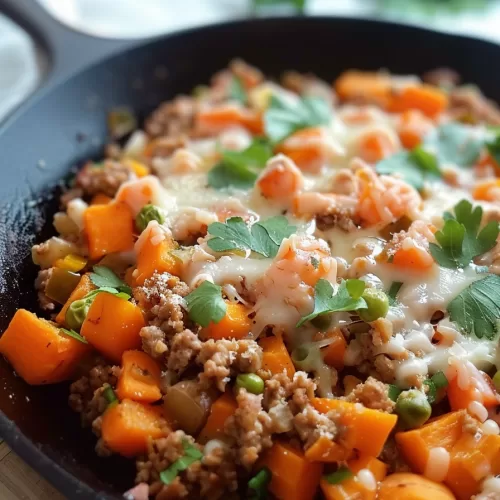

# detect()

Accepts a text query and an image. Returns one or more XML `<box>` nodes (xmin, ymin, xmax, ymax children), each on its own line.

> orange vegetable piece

<box><xmin>56</xmin><ymin>273</ymin><xmax>96</xmax><ymax>326</ymax></box>
<box><xmin>398</xmin><ymin>110</ymin><xmax>434</xmax><ymax>149</ymax></box>
<box><xmin>0</xmin><ymin>309</ymin><xmax>91</xmax><ymax>385</ymax></box>
<box><xmin>135</xmin><ymin>225</ymin><xmax>180</xmax><ymax>286</ymax></box>
<box><xmin>357</xmin><ymin>130</ymin><xmax>398</xmax><ymax>164</ymax></box>
<box><xmin>322</xmin><ymin>329</ymin><xmax>346</xmax><ymax>370</ymax></box>
<box><xmin>472</xmin><ymin>178</ymin><xmax>500</xmax><ymax>202</ymax></box>
<box><xmin>446</xmin><ymin>433</ymin><xmax>500</xmax><ymax>500</ymax></box>
<box><xmin>321</xmin><ymin>454</ymin><xmax>387</xmax><ymax>500</ymax></box>
<box><xmin>202</xmin><ymin>302</ymin><xmax>252</xmax><ymax>340</ymax></box>
<box><xmin>392</xmin><ymin>246</ymin><xmax>434</xmax><ymax>271</ymax></box>
<box><xmin>116</xmin><ymin>350</ymin><xmax>162</xmax><ymax>403</ymax></box>
<box><xmin>312</xmin><ymin>398</ymin><xmax>397</xmax><ymax>457</ymax></box>
<box><xmin>261</xmin><ymin>441</ymin><xmax>322</xmax><ymax>500</ymax></box>
<box><xmin>81</xmin><ymin>292</ymin><xmax>145</xmax><ymax>363</ymax></box>
<box><xmin>395</xmin><ymin>410</ymin><xmax>467</xmax><ymax>473</ymax></box>
<box><xmin>334</xmin><ymin>70</ymin><xmax>392</xmax><ymax>107</ymax></box>
<box><xmin>90</xmin><ymin>193</ymin><xmax>112</xmax><ymax>205</ymax></box>
<box><xmin>389</xmin><ymin>85</ymin><xmax>448</xmax><ymax>119</ymax></box>
<box><xmin>195</xmin><ymin>104</ymin><xmax>263</xmax><ymax>135</ymax></box>
<box><xmin>305</xmin><ymin>436</ymin><xmax>351</xmax><ymax>463</ymax></box>
<box><xmin>256</xmin><ymin>155</ymin><xmax>304</xmax><ymax>201</ymax></box>
<box><xmin>198</xmin><ymin>392</ymin><xmax>237</xmax><ymax>443</ymax></box>
<box><xmin>447</xmin><ymin>362</ymin><xmax>499</xmax><ymax>411</ymax></box>
<box><xmin>259</xmin><ymin>336</ymin><xmax>295</xmax><ymax>378</ymax></box>
<box><xmin>84</xmin><ymin>202</ymin><xmax>134</xmax><ymax>260</ymax></box>
<box><xmin>101</xmin><ymin>399</ymin><xmax>169</xmax><ymax>457</ymax></box>
<box><xmin>378</xmin><ymin>473</ymin><xmax>455</xmax><ymax>500</ymax></box>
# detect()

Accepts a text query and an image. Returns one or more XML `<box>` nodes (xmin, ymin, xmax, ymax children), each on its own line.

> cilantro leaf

<box><xmin>424</xmin><ymin>123</ymin><xmax>483</xmax><ymax>167</ymax></box>
<box><xmin>296</xmin><ymin>279</ymin><xmax>368</xmax><ymax>327</ymax></box>
<box><xmin>160</xmin><ymin>440</ymin><xmax>203</xmax><ymax>485</ymax></box>
<box><xmin>264</xmin><ymin>94</ymin><xmax>331</xmax><ymax>144</ymax></box>
<box><xmin>207</xmin><ymin>216</ymin><xmax>296</xmax><ymax>258</ymax></box>
<box><xmin>448</xmin><ymin>274</ymin><xmax>500</xmax><ymax>341</ymax></box>
<box><xmin>387</xmin><ymin>282</ymin><xmax>403</xmax><ymax>306</ymax></box>
<box><xmin>429</xmin><ymin>200</ymin><xmax>499</xmax><ymax>268</ymax></box>
<box><xmin>90</xmin><ymin>266</ymin><xmax>132</xmax><ymax>295</ymax></box>
<box><xmin>184</xmin><ymin>281</ymin><xmax>227</xmax><ymax>327</ymax></box>
<box><xmin>376</xmin><ymin>146</ymin><xmax>440</xmax><ymax>191</ymax></box>
<box><xmin>248</xmin><ymin>467</ymin><xmax>272</xmax><ymax>500</ymax></box>
<box><xmin>229</xmin><ymin>76</ymin><xmax>247</xmax><ymax>105</ymax></box>
<box><xmin>208</xmin><ymin>139</ymin><xmax>273</xmax><ymax>190</ymax></box>
<box><xmin>60</xmin><ymin>328</ymin><xmax>88</xmax><ymax>344</ymax></box>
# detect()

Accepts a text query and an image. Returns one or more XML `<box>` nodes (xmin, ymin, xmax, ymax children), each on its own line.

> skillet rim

<box><xmin>1</xmin><ymin>14</ymin><xmax>500</xmax><ymax>499</ymax></box>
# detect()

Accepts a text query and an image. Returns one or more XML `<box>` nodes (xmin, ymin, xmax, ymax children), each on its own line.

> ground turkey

<box><xmin>345</xmin><ymin>376</ymin><xmax>395</xmax><ymax>413</ymax></box>
<box><xmin>75</xmin><ymin>160</ymin><xmax>132</xmax><ymax>198</ymax></box>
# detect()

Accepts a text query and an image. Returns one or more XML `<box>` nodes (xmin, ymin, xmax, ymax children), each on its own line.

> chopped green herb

<box><xmin>59</xmin><ymin>328</ymin><xmax>88</xmax><ymax>344</ymax></box>
<box><xmin>296</xmin><ymin>279</ymin><xmax>368</xmax><ymax>327</ymax></box>
<box><xmin>447</xmin><ymin>274</ymin><xmax>500</xmax><ymax>341</ymax></box>
<box><xmin>207</xmin><ymin>215</ymin><xmax>296</xmax><ymax>258</ymax></box>
<box><xmin>103</xmin><ymin>386</ymin><xmax>118</xmax><ymax>407</ymax></box>
<box><xmin>388</xmin><ymin>384</ymin><xmax>402</xmax><ymax>402</ymax></box>
<box><xmin>264</xmin><ymin>94</ymin><xmax>331</xmax><ymax>144</ymax></box>
<box><xmin>90</xmin><ymin>266</ymin><xmax>132</xmax><ymax>295</ymax></box>
<box><xmin>423</xmin><ymin>379</ymin><xmax>437</xmax><ymax>404</ymax></box>
<box><xmin>248</xmin><ymin>467</ymin><xmax>272</xmax><ymax>500</ymax></box>
<box><xmin>486</xmin><ymin>134</ymin><xmax>500</xmax><ymax>167</ymax></box>
<box><xmin>184</xmin><ymin>280</ymin><xmax>227</xmax><ymax>328</ymax></box>
<box><xmin>160</xmin><ymin>440</ymin><xmax>203</xmax><ymax>485</ymax></box>
<box><xmin>429</xmin><ymin>200</ymin><xmax>499</xmax><ymax>268</ymax></box>
<box><xmin>310</xmin><ymin>256</ymin><xmax>320</xmax><ymax>269</ymax></box>
<box><xmin>229</xmin><ymin>76</ymin><xmax>247</xmax><ymax>105</ymax></box>
<box><xmin>323</xmin><ymin>466</ymin><xmax>353</xmax><ymax>485</ymax></box>
<box><xmin>431</xmin><ymin>371</ymin><xmax>449</xmax><ymax>389</ymax></box>
<box><xmin>387</xmin><ymin>282</ymin><xmax>403</xmax><ymax>306</ymax></box>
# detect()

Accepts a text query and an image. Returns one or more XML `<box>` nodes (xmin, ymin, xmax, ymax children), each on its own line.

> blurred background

<box><xmin>1</xmin><ymin>0</ymin><xmax>499</xmax><ymax>120</ymax></box>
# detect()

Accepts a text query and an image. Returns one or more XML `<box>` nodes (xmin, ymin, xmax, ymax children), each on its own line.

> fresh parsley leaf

<box><xmin>83</xmin><ymin>287</ymin><xmax>131</xmax><ymax>302</ymax></box>
<box><xmin>388</xmin><ymin>384</ymin><xmax>402</xmax><ymax>402</ymax></box>
<box><xmin>229</xmin><ymin>76</ymin><xmax>247</xmax><ymax>105</ymax></box>
<box><xmin>159</xmin><ymin>440</ymin><xmax>203</xmax><ymax>485</ymax></box>
<box><xmin>264</xmin><ymin>94</ymin><xmax>331</xmax><ymax>144</ymax></box>
<box><xmin>248</xmin><ymin>467</ymin><xmax>272</xmax><ymax>500</ymax></box>
<box><xmin>424</xmin><ymin>123</ymin><xmax>483</xmax><ymax>167</ymax></box>
<box><xmin>90</xmin><ymin>266</ymin><xmax>132</xmax><ymax>295</ymax></box>
<box><xmin>208</xmin><ymin>138</ymin><xmax>273</xmax><ymax>190</ymax></box>
<box><xmin>387</xmin><ymin>282</ymin><xmax>403</xmax><ymax>306</ymax></box>
<box><xmin>323</xmin><ymin>466</ymin><xmax>353</xmax><ymax>485</ymax></box>
<box><xmin>184</xmin><ymin>281</ymin><xmax>227</xmax><ymax>327</ymax></box>
<box><xmin>447</xmin><ymin>274</ymin><xmax>500</xmax><ymax>341</ymax></box>
<box><xmin>59</xmin><ymin>328</ymin><xmax>88</xmax><ymax>344</ymax></box>
<box><xmin>429</xmin><ymin>200</ymin><xmax>499</xmax><ymax>268</ymax></box>
<box><xmin>296</xmin><ymin>279</ymin><xmax>368</xmax><ymax>327</ymax></box>
<box><xmin>207</xmin><ymin>216</ymin><xmax>296</xmax><ymax>258</ymax></box>
<box><xmin>376</xmin><ymin>146</ymin><xmax>440</xmax><ymax>191</ymax></box>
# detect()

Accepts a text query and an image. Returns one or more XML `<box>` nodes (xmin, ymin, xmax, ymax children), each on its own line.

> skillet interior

<box><xmin>1</xmin><ymin>16</ymin><xmax>500</xmax><ymax>499</ymax></box>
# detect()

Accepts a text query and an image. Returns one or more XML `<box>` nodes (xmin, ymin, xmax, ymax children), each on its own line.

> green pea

<box><xmin>395</xmin><ymin>389</ymin><xmax>432</xmax><ymax>429</ymax></box>
<box><xmin>358</xmin><ymin>288</ymin><xmax>389</xmax><ymax>322</ymax></box>
<box><xmin>136</xmin><ymin>204</ymin><xmax>166</xmax><ymax>232</ymax></box>
<box><xmin>493</xmin><ymin>371</ymin><xmax>500</xmax><ymax>392</ymax></box>
<box><xmin>236</xmin><ymin>373</ymin><xmax>264</xmax><ymax>395</ymax></box>
<box><xmin>66</xmin><ymin>298</ymin><xmax>92</xmax><ymax>331</ymax></box>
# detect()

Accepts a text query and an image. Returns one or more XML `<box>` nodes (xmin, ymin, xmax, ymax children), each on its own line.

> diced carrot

<box><xmin>312</xmin><ymin>398</ymin><xmax>397</xmax><ymax>457</ymax></box>
<box><xmin>101</xmin><ymin>399</ymin><xmax>169</xmax><ymax>457</ymax></box>
<box><xmin>472</xmin><ymin>178</ymin><xmax>500</xmax><ymax>202</ymax></box>
<box><xmin>357</xmin><ymin>129</ymin><xmax>399</xmax><ymax>164</ymax></box>
<box><xmin>334</xmin><ymin>70</ymin><xmax>392</xmax><ymax>107</ymax></box>
<box><xmin>397</xmin><ymin>110</ymin><xmax>434</xmax><ymax>149</ymax></box>
<box><xmin>84</xmin><ymin>202</ymin><xmax>134</xmax><ymax>260</ymax></box>
<box><xmin>305</xmin><ymin>436</ymin><xmax>351</xmax><ymax>463</ymax></box>
<box><xmin>81</xmin><ymin>293</ymin><xmax>145</xmax><ymax>363</ymax></box>
<box><xmin>320</xmin><ymin>454</ymin><xmax>387</xmax><ymax>500</ymax></box>
<box><xmin>260</xmin><ymin>441</ymin><xmax>322</xmax><ymax>500</ymax></box>
<box><xmin>134</xmin><ymin>223</ymin><xmax>180</xmax><ymax>286</ymax></box>
<box><xmin>445</xmin><ymin>432</ymin><xmax>500</xmax><ymax>500</ymax></box>
<box><xmin>256</xmin><ymin>155</ymin><xmax>304</xmax><ymax>201</ymax></box>
<box><xmin>388</xmin><ymin>85</ymin><xmax>448</xmax><ymax>119</ymax></box>
<box><xmin>195</xmin><ymin>104</ymin><xmax>263</xmax><ymax>135</ymax></box>
<box><xmin>475</xmin><ymin>151</ymin><xmax>500</xmax><ymax>177</ymax></box>
<box><xmin>56</xmin><ymin>273</ymin><xmax>96</xmax><ymax>326</ymax></box>
<box><xmin>259</xmin><ymin>336</ymin><xmax>295</xmax><ymax>378</ymax></box>
<box><xmin>321</xmin><ymin>329</ymin><xmax>347</xmax><ymax>370</ymax></box>
<box><xmin>378</xmin><ymin>473</ymin><xmax>455</xmax><ymax>500</ymax></box>
<box><xmin>116</xmin><ymin>350</ymin><xmax>162</xmax><ymax>403</ymax></box>
<box><xmin>90</xmin><ymin>193</ymin><xmax>112</xmax><ymax>205</ymax></box>
<box><xmin>198</xmin><ymin>392</ymin><xmax>237</xmax><ymax>443</ymax></box>
<box><xmin>392</xmin><ymin>246</ymin><xmax>434</xmax><ymax>271</ymax></box>
<box><xmin>202</xmin><ymin>302</ymin><xmax>252</xmax><ymax>340</ymax></box>
<box><xmin>0</xmin><ymin>309</ymin><xmax>91</xmax><ymax>385</ymax></box>
<box><xmin>124</xmin><ymin>159</ymin><xmax>150</xmax><ymax>178</ymax></box>
<box><xmin>395</xmin><ymin>410</ymin><xmax>467</xmax><ymax>473</ymax></box>
<box><xmin>230</xmin><ymin>59</ymin><xmax>263</xmax><ymax>89</ymax></box>
<box><xmin>447</xmin><ymin>361</ymin><xmax>499</xmax><ymax>411</ymax></box>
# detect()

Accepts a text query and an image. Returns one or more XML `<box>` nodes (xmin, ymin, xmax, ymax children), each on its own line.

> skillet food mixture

<box><xmin>4</xmin><ymin>61</ymin><xmax>500</xmax><ymax>500</ymax></box>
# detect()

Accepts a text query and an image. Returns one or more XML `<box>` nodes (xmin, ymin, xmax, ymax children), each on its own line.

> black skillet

<box><xmin>0</xmin><ymin>0</ymin><xmax>500</xmax><ymax>497</ymax></box>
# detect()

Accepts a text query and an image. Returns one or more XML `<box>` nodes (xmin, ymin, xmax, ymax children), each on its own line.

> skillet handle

<box><xmin>0</xmin><ymin>0</ymin><xmax>138</xmax><ymax>86</ymax></box>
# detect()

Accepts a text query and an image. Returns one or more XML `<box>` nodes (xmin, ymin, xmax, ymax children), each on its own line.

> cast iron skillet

<box><xmin>1</xmin><ymin>0</ymin><xmax>500</xmax><ymax>497</ymax></box>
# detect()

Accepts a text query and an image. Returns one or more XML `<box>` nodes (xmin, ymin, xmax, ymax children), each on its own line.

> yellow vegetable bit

<box><xmin>124</xmin><ymin>159</ymin><xmax>150</xmax><ymax>178</ymax></box>
<box><xmin>55</xmin><ymin>253</ymin><xmax>87</xmax><ymax>273</ymax></box>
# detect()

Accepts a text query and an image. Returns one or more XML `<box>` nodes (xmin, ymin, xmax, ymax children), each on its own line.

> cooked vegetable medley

<box><xmin>5</xmin><ymin>60</ymin><xmax>500</xmax><ymax>499</ymax></box>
